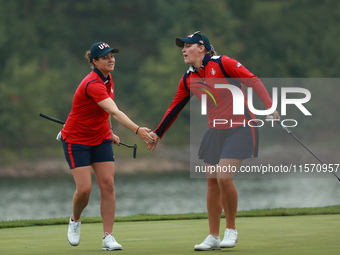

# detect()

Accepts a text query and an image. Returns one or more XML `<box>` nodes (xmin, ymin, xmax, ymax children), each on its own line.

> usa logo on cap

<box><xmin>90</xmin><ymin>42</ymin><xmax>119</xmax><ymax>60</ymax></box>
<box><xmin>98</xmin><ymin>43</ymin><xmax>110</xmax><ymax>49</ymax></box>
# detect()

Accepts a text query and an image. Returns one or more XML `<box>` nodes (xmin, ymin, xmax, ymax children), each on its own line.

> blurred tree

<box><xmin>0</xmin><ymin>0</ymin><xmax>339</xmax><ymax>163</ymax></box>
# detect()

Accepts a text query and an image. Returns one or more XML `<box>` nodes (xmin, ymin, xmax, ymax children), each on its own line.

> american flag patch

<box><xmin>236</xmin><ymin>62</ymin><xmax>242</xmax><ymax>67</ymax></box>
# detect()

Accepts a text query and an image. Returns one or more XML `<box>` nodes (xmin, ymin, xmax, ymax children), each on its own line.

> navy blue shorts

<box><xmin>62</xmin><ymin>139</ymin><xmax>114</xmax><ymax>169</ymax></box>
<box><xmin>198</xmin><ymin>125</ymin><xmax>259</xmax><ymax>165</ymax></box>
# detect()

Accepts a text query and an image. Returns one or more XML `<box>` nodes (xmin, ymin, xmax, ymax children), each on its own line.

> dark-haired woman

<box><xmin>61</xmin><ymin>42</ymin><xmax>154</xmax><ymax>251</ymax></box>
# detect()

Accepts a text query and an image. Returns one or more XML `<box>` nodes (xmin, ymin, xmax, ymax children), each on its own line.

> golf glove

<box><xmin>56</xmin><ymin>131</ymin><xmax>62</xmax><ymax>141</ymax></box>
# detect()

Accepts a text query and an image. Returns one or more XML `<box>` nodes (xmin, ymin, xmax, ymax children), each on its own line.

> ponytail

<box><xmin>209</xmin><ymin>49</ymin><xmax>217</xmax><ymax>56</ymax></box>
<box><xmin>85</xmin><ymin>50</ymin><xmax>97</xmax><ymax>69</ymax></box>
<box><xmin>208</xmin><ymin>44</ymin><xmax>217</xmax><ymax>56</ymax></box>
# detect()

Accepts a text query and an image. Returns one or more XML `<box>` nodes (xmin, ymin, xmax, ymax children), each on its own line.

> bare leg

<box><xmin>217</xmin><ymin>158</ymin><xmax>242</xmax><ymax>230</ymax></box>
<box><xmin>92</xmin><ymin>161</ymin><xmax>116</xmax><ymax>235</ymax></box>
<box><xmin>71</xmin><ymin>166</ymin><xmax>92</xmax><ymax>221</ymax></box>
<box><xmin>206</xmin><ymin>164</ymin><xmax>222</xmax><ymax>236</ymax></box>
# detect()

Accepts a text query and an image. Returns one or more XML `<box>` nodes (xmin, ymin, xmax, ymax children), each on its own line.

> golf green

<box><xmin>0</xmin><ymin>214</ymin><xmax>339</xmax><ymax>254</ymax></box>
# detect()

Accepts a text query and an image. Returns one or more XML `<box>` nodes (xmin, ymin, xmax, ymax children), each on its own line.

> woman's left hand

<box><xmin>111</xmin><ymin>132</ymin><xmax>120</xmax><ymax>145</ymax></box>
<box><xmin>266</xmin><ymin>110</ymin><xmax>280</xmax><ymax>120</ymax></box>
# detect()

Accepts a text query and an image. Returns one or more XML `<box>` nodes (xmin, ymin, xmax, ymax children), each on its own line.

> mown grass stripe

<box><xmin>1</xmin><ymin>205</ymin><xmax>339</xmax><ymax>229</ymax></box>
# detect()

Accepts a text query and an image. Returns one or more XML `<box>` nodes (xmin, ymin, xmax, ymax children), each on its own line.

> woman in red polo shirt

<box><xmin>148</xmin><ymin>32</ymin><xmax>280</xmax><ymax>251</ymax></box>
<box><xmin>61</xmin><ymin>42</ymin><xmax>154</xmax><ymax>251</ymax></box>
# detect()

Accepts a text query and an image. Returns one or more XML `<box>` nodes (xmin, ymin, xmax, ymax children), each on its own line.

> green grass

<box><xmin>0</xmin><ymin>213</ymin><xmax>340</xmax><ymax>254</ymax></box>
<box><xmin>1</xmin><ymin>205</ymin><xmax>340</xmax><ymax>229</ymax></box>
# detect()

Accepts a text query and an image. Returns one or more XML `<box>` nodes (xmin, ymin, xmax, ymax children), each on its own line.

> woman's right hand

<box><xmin>137</xmin><ymin>127</ymin><xmax>154</xmax><ymax>144</ymax></box>
<box><xmin>147</xmin><ymin>132</ymin><xmax>159</xmax><ymax>151</ymax></box>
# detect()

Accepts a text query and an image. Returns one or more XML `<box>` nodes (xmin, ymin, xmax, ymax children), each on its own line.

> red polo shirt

<box><xmin>154</xmin><ymin>54</ymin><xmax>273</xmax><ymax>138</ymax></box>
<box><xmin>61</xmin><ymin>68</ymin><xmax>114</xmax><ymax>145</ymax></box>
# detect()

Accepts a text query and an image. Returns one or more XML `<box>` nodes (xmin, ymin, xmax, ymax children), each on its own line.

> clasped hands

<box><xmin>111</xmin><ymin>127</ymin><xmax>159</xmax><ymax>150</ymax></box>
<box><xmin>135</xmin><ymin>127</ymin><xmax>160</xmax><ymax>150</ymax></box>
<box><xmin>147</xmin><ymin>132</ymin><xmax>159</xmax><ymax>151</ymax></box>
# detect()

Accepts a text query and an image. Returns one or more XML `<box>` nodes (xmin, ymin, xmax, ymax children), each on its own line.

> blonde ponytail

<box><xmin>85</xmin><ymin>50</ymin><xmax>96</xmax><ymax>69</ymax></box>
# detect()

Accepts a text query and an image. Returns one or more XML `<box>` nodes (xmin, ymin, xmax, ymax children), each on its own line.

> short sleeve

<box><xmin>86</xmin><ymin>81</ymin><xmax>110</xmax><ymax>103</ymax></box>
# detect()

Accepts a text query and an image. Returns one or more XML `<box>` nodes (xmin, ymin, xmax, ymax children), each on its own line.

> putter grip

<box><xmin>39</xmin><ymin>113</ymin><xmax>65</xmax><ymax>125</ymax></box>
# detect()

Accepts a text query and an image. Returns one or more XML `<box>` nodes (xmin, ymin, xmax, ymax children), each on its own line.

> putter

<box><xmin>270</xmin><ymin>117</ymin><xmax>340</xmax><ymax>181</ymax></box>
<box><xmin>119</xmin><ymin>142</ymin><xmax>137</xmax><ymax>159</ymax></box>
<box><xmin>39</xmin><ymin>113</ymin><xmax>137</xmax><ymax>159</ymax></box>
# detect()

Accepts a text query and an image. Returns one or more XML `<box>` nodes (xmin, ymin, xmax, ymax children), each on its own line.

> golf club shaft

<box><xmin>39</xmin><ymin>113</ymin><xmax>65</xmax><ymax>125</ymax></box>
<box><xmin>275</xmin><ymin>120</ymin><xmax>340</xmax><ymax>181</ymax></box>
<box><xmin>119</xmin><ymin>142</ymin><xmax>134</xmax><ymax>148</ymax></box>
<box><xmin>40</xmin><ymin>113</ymin><xmax>137</xmax><ymax>158</ymax></box>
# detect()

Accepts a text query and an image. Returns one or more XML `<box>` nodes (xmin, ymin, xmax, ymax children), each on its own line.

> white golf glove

<box><xmin>56</xmin><ymin>131</ymin><xmax>62</xmax><ymax>141</ymax></box>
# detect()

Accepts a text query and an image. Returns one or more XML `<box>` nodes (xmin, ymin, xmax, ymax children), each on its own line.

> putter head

<box><xmin>133</xmin><ymin>144</ymin><xmax>137</xmax><ymax>159</ymax></box>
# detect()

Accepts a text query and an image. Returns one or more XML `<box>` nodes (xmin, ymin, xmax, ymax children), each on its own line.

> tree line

<box><xmin>0</xmin><ymin>0</ymin><xmax>339</xmax><ymax>163</ymax></box>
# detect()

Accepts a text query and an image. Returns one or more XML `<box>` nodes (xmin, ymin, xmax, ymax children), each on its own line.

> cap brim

<box><xmin>98</xmin><ymin>48</ymin><xmax>119</xmax><ymax>57</ymax></box>
<box><xmin>175</xmin><ymin>37</ymin><xmax>196</xmax><ymax>48</ymax></box>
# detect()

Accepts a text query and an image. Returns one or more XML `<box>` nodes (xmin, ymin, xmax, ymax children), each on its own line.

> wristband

<box><xmin>136</xmin><ymin>126</ymin><xmax>140</xmax><ymax>134</ymax></box>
